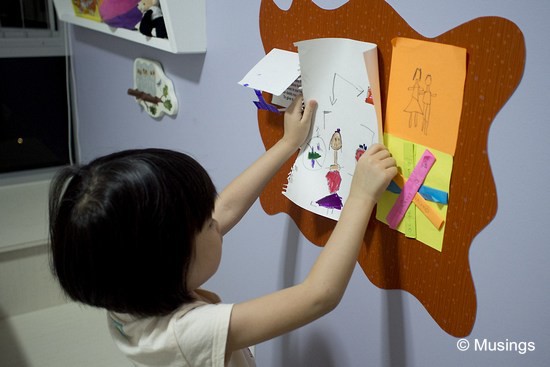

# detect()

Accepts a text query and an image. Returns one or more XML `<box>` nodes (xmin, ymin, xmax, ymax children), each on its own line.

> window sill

<box><xmin>0</xmin><ymin>178</ymin><xmax>51</xmax><ymax>253</ymax></box>
<box><xmin>0</xmin><ymin>303</ymin><xmax>131</xmax><ymax>366</ymax></box>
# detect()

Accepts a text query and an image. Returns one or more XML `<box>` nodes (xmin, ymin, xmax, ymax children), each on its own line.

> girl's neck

<box><xmin>191</xmin><ymin>289</ymin><xmax>221</xmax><ymax>304</ymax></box>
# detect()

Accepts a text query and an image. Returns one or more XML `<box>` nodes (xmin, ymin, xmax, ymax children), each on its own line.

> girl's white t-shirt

<box><xmin>107</xmin><ymin>291</ymin><xmax>255</xmax><ymax>367</ymax></box>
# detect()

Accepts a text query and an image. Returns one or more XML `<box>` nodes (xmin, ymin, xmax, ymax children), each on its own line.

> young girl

<box><xmin>49</xmin><ymin>96</ymin><xmax>397</xmax><ymax>367</ymax></box>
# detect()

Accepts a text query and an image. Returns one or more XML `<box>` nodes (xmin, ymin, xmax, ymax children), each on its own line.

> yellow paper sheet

<box><xmin>385</xmin><ymin>37</ymin><xmax>466</xmax><ymax>156</ymax></box>
<box><xmin>376</xmin><ymin>133</ymin><xmax>453</xmax><ymax>251</ymax></box>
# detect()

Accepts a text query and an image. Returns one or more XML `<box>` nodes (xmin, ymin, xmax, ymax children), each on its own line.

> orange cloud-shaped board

<box><xmin>257</xmin><ymin>0</ymin><xmax>525</xmax><ymax>337</ymax></box>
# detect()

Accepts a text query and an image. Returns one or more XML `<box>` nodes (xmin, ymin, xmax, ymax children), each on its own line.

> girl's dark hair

<box><xmin>49</xmin><ymin>148</ymin><xmax>217</xmax><ymax>317</ymax></box>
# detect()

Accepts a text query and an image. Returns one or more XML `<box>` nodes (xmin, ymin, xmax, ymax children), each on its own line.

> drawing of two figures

<box><xmin>404</xmin><ymin>68</ymin><xmax>436</xmax><ymax>135</ymax></box>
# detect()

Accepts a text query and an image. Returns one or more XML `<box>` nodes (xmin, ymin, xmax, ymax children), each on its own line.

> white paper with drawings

<box><xmin>283</xmin><ymin>38</ymin><xmax>382</xmax><ymax>221</ymax></box>
<box><xmin>238</xmin><ymin>48</ymin><xmax>300</xmax><ymax>96</ymax></box>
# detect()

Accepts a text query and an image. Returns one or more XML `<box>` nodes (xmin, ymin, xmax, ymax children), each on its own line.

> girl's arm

<box><xmin>214</xmin><ymin>96</ymin><xmax>317</xmax><ymax>235</ymax></box>
<box><xmin>226</xmin><ymin>144</ymin><xmax>397</xmax><ymax>353</ymax></box>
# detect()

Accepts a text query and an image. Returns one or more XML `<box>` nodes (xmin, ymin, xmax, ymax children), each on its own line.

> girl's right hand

<box><xmin>349</xmin><ymin>143</ymin><xmax>397</xmax><ymax>204</ymax></box>
<box><xmin>281</xmin><ymin>95</ymin><xmax>317</xmax><ymax>150</ymax></box>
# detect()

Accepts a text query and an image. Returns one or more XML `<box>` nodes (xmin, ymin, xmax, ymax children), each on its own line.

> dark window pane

<box><xmin>0</xmin><ymin>56</ymin><xmax>72</xmax><ymax>172</ymax></box>
<box><xmin>0</xmin><ymin>0</ymin><xmax>23</xmax><ymax>28</ymax></box>
<box><xmin>0</xmin><ymin>0</ymin><xmax>49</xmax><ymax>29</ymax></box>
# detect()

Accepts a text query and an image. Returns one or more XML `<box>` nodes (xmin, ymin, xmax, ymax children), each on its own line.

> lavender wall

<box><xmin>70</xmin><ymin>1</ymin><xmax>550</xmax><ymax>365</ymax></box>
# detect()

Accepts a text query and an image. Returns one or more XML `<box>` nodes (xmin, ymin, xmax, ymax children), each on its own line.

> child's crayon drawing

<box><xmin>283</xmin><ymin>38</ymin><xmax>381</xmax><ymax>221</ymax></box>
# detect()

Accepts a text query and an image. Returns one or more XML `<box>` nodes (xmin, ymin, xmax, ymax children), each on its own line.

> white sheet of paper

<box><xmin>283</xmin><ymin>38</ymin><xmax>382</xmax><ymax>221</ymax></box>
<box><xmin>238</xmin><ymin>48</ymin><xmax>300</xmax><ymax>96</ymax></box>
<box><xmin>271</xmin><ymin>78</ymin><xmax>302</xmax><ymax>108</ymax></box>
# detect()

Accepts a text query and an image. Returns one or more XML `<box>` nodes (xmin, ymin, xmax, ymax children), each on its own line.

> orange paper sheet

<box><xmin>385</xmin><ymin>38</ymin><xmax>467</xmax><ymax>156</ymax></box>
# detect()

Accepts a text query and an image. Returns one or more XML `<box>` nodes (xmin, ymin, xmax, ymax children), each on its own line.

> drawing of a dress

<box><xmin>404</xmin><ymin>68</ymin><xmax>424</xmax><ymax>127</ymax></box>
<box><xmin>316</xmin><ymin>129</ymin><xmax>344</xmax><ymax>210</ymax></box>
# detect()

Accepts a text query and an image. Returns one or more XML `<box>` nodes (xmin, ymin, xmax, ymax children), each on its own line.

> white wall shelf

<box><xmin>53</xmin><ymin>0</ymin><xmax>206</xmax><ymax>54</ymax></box>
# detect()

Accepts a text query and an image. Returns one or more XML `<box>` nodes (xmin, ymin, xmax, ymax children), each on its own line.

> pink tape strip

<box><xmin>386</xmin><ymin>149</ymin><xmax>436</xmax><ymax>229</ymax></box>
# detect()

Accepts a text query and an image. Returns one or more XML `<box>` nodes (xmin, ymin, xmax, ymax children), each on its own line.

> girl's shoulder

<box><xmin>172</xmin><ymin>289</ymin><xmax>224</xmax><ymax>320</ymax></box>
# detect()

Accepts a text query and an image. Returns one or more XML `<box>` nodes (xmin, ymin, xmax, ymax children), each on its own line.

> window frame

<box><xmin>0</xmin><ymin>0</ymin><xmax>66</xmax><ymax>58</ymax></box>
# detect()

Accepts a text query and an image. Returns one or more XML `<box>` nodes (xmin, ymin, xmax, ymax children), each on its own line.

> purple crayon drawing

<box><xmin>316</xmin><ymin>192</ymin><xmax>343</xmax><ymax>210</ymax></box>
